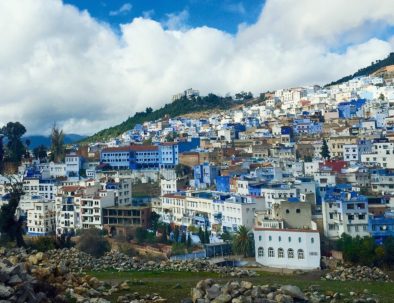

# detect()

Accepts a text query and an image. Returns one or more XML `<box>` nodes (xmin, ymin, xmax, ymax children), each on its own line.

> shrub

<box><xmin>31</xmin><ymin>236</ymin><xmax>56</xmax><ymax>252</ymax></box>
<box><xmin>171</xmin><ymin>243</ymin><xmax>187</xmax><ymax>256</ymax></box>
<box><xmin>76</xmin><ymin>228</ymin><xmax>110</xmax><ymax>257</ymax></box>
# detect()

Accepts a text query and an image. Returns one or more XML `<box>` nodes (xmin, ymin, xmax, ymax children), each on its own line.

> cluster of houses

<box><xmin>2</xmin><ymin>74</ymin><xmax>394</xmax><ymax>270</ymax></box>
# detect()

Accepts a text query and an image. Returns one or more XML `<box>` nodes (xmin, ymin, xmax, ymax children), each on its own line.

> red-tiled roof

<box><xmin>102</xmin><ymin>146</ymin><xmax>132</xmax><ymax>152</ymax></box>
<box><xmin>62</xmin><ymin>186</ymin><xmax>85</xmax><ymax>192</ymax></box>
<box><xmin>130</xmin><ymin>145</ymin><xmax>158</xmax><ymax>151</ymax></box>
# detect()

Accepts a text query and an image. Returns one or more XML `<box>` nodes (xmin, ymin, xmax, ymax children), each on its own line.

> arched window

<box><xmin>288</xmin><ymin>248</ymin><xmax>294</xmax><ymax>258</ymax></box>
<box><xmin>298</xmin><ymin>249</ymin><xmax>304</xmax><ymax>259</ymax></box>
<box><xmin>278</xmin><ymin>248</ymin><xmax>284</xmax><ymax>258</ymax></box>
<box><xmin>258</xmin><ymin>247</ymin><xmax>264</xmax><ymax>257</ymax></box>
<box><xmin>268</xmin><ymin>247</ymin><xmax>275</xmax><ymax>257</ymax></box>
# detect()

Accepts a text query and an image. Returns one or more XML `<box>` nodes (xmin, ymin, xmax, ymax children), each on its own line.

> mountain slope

<box><xmin>326</xmin><ymin>52</ymin><xmax>394</xmax><ymax>86</ymax></box>
<box><xmin>83</xmin><ymin>94</ymin><xmax>236</xmax><ymax>143</ymax></box>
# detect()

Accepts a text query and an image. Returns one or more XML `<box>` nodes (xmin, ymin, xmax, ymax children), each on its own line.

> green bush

<box><xmin>31</xmin><ymin>236</ymin><xmax>56</xmax><ymax>252</ymax></box>
<box><xmin>171</xmin><ymin>243</ymin><xmax>187</xmax><ymax>256</ymax></box>
<box><xmin>76</xmin><ymin>228</ymin><xmax>110</xmax><ymax>257</ymax></box>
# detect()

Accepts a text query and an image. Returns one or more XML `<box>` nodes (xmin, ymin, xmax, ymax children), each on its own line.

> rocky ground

<box><xmin>187</xmin><ymin>279</ymin><xmax>381</xmax><ymax>303</ymax></box>
<box><xmin>0</xmin><ymin>247</ymin><xmax>391</xmax><ymax>302</ymax></box>
<box><xmin>0</xmin><ymin>247</ymin><xmax>257</xmax><ymax>277</ymax></box>
<box><xmin>322</xmin><ymin>265</ymin><xmax>391</xmax><ymax>282</ymax></box>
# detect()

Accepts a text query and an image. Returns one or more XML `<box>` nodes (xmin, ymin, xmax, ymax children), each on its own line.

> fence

<box><xmin>170</xmin><ymin>250</ymin><xmax>206</xmax><ymax>261</ymax></box>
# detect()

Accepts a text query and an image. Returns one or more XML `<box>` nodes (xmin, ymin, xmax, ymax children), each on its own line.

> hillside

<box><xmin>327</xmin><ymin>52</ymin><xmax>394</xmax><ymax>86</ymax></box>
<box><xmin>83</xmin><ymin>94</ymin><xmax>236</xmax><ymax>143</ymax></box>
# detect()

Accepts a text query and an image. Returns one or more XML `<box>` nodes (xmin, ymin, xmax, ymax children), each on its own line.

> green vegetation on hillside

<box><xmin>83</xmin><ymin>94</ymin><xmax>235</xmax><ymax>143</ymax></box>
<box><xmin>327</xmin><ymin>52</ymin><xmax>394</xmax><ymax>86</ymax></box>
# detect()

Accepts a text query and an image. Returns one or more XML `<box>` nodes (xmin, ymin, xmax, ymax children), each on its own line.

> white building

<box><xmin>361</xmin><ymin>140</ymin><xmax>394</xmax><ymax>169</ymax></box>
<box><xmin>27</xmin><ymin>200</ymin><xmax>56</xmax><ymax>236</ymax></box>
<box><xmin>322</xmin><ymin>189</ymin><xmax>369</xmax><ymax>239</ymax></box>
<box><xmin>254</xmin><ymin>228</ymin><xmax>320</xmax><ymax>270</ymax></box>
<box><xmin>65</xmin><ymin>153</ymin><xmax>82</xmax><ymax>178</ymax></box>
<box><xmin>161</xmin><ymin>178</ymin><xmax>177</xmax><ymax>196</ymax></box>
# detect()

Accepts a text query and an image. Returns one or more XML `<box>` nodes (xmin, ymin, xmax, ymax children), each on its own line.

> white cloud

<box><xmin>162</xmin><ymin>10</ymin><xmax>189</xmax><ymax>31</ymax></box>
<box><xmin>109</xmin><ymin>3</ymin><xmax>132</xmax><ymax>16</ymax></box>
<box><xmin>142</xmin><ymin>9</ymin><xmax>155</xmax><ymax>19</ymax></box>
<box><xmin>224</xmin><ymin>2</ymin><xmax>246</xmax><ymax>15</ymax></box>
<box><xmin>0</xmin><ymin>0</ymin><xmax>393</xmax><ymax>135</ymax></box>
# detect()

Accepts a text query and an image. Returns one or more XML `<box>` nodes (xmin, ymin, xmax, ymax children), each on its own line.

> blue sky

<box><xmin>63</xmin><ymin>0</ymin><xmax>264</xmax><ymax>34</ymax></box>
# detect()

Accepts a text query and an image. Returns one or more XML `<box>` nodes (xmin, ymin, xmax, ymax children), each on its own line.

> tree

<box><xmin>161</xmin><ymin>228</ymin><xmax>168</xmax><ymax>243</ymax></box>
<box><xmin>383</xmin><ymin>237</ymin><xmax>394</xmax><ymax>267</ymax></box>
<box><xmin>204</xmin><ymin>226</ymin><xmax>210</xmax><ymax>244</ymax></box>
<box><xmin>2</xmin><ymin>122</ymin><xmax>26</xmax><ymax>164</ymax></box>
<box><xmin>174</xmin><ymin>225</ymin><xmax>180</xmax><ymax>243</ymax></box>
<box><xmin>135</xmin><ymin>227</ymin><xmax>148</xmax><ymax>244</ymax></box>
<box><xmin>0</xmin><ymin>134</ymin><xmax>4</xmax><ymax>173</ymax></box>
<box><xmin>150</xmin><ymin>212</ymin><xmax>161</xmax><ymax>232</ymax></box>
<box><xmin>50</xmin><ymin>123</ymin><xmax>65</xmax><ymax>163</ymax></box>
<box><xmin>76</xmin><ymin>228</ymin><xmax>110</xmax><ymax>257</ymax></box>
<box><xmin>0</xmin><ymin>179</ymin><xmax>26</xmax><ymax>247</ymax></box>
<box><xmin>233</xmin><ymin>225</ymin><xmax>252</xmax><ymax>257</ymax></box>
<box><xmin>187</xmin><ymin>233</ymin><xmax>192</xmax><ymax>248</ymax></box>
<box><xmin>321</xmin><ymin>139</ymin><xmax>331</xmax><ymax>160</ymax></box>
<box><xmin>181</xmin><ymin>232</ymin><xmax>186</xmax><ymax>244</ymax></box>
<box><xmin>33</xmin><ymin>145</ymin><xmax>48</xmax><ymax>162</ymax></box>
<box><xmin>198</xmin><ymin>226</ymin><xmax>204</xmax><ymax>244</ymax></box>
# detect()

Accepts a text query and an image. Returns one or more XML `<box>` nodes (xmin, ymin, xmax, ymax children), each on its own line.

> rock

<box><xmin>212</xmin><ymin>293</ymin><xmax>232</xmax><ymax>303</ymax></box>
<box><xmin>280</xmin><ymin>285</ymin><xmax>306</xmax><ymax>300</ymax></box>
<box><xmin>240</xmin><ymin>281</ymin><xmax>253</xmax><ymax>290</ymax></box>
<box><xmin>0</xmin><ymin>284</ymin><xmax>13</xmax><ymax>299</ymax></box>
<box><xmin>192</xmin><ymin>288</ymin><xmax>204</xmax><ymax>302</ymax></box>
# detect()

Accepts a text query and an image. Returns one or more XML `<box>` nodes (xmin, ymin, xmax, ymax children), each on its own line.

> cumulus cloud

<box><xmin>0</xmin><ymin>0</ymin><xmax>393</xmax><ymax>135</ymax></box>
<box><xmin>109</xmin><ymin>3</ymin><xmax>132</xmax><ymax>16</ymax></box>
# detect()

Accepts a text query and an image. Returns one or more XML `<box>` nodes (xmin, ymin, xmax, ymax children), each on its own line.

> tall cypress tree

<box><xmin>321</xmin><ymin>139</ymin><xmax>331</xmax><ymax>160</ymax></box>
<box><xmin>0</xmin><ymin>180</ymin><xmax>25</xmax><ymax>247</ymax></box>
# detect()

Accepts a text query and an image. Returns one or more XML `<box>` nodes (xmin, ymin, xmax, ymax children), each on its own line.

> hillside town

<box><xmin>2</xmin><ymin>72</ymin><xmax>394</xmax><ymax>275</ymax></box>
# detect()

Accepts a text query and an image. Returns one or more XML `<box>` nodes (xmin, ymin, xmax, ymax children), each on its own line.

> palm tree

<box><xmin>232</xmin><ymin>225</ymin><xmax>252</xmax><ymax>258</ymax></box>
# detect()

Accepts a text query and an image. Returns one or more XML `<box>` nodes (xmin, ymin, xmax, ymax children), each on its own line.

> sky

<box><xmin>1</xmin><ymin>0</ymin><xmax>394</xmax><ymax>136</ymax></box>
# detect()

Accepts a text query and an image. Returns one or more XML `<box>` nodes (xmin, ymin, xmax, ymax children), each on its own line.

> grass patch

<box><xmin>88</xmin><ymin>270</ymin><xmax>394</xmax><ymax>302</ymax></box>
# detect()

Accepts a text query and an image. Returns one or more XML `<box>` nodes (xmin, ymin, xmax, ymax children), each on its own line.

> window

<box><xmin>258</xmin><ymin>247</ymin><xmax>264</xmax><ymax>257</ymax></box>
<box><xmin>298</xmin><ymin>237</ymin><xmax>302</xmax><ymax>243</ymax></box>
<box><xmin>288</xmin><ymin>248</ymin><xmax>294</xmax><ymax>258</ymax></box>
<box><xmin>269</xmin><ymin>235</ymin><xmax>272</xmax><ymax>241</ymax></box>
<box><xmin>296</xmin><ymin>209</ymin><xmax>301</xmax><ymax>214</ymax></box>
<box><xmin>311</xmin><ymin>237</ymin><xmax>314</xmax><ymax>244</ymax></box>
<box><xmin>278</xmin><ymin>248</ymin><xmax>284</xmax><ymax>258</ymax></box>
<box><xmin>278</xmin><ymin>236</ymin><xmax>282</xmax><ymax>242</ymax></box>
<box><xmin>268</xmin><ymin>247</ymin><xmax>274</xmax><ymax>257</ymax></box>
<box><xmin>259</xmin><ymin>235</ymin><xmax>262</xmax><ymax>241</ymax></box>
<box><xmin>288</xmin><ymin>236</ymin><xmax>291</xmax><ymax>242</ymax></box>
<box><xmin>298</xmin><ymin>249</ymin><xmax>304</xmax><ymax>259</ymax></box>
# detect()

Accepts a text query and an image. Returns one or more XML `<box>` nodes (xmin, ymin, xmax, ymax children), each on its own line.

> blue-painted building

<box><xmin>337</xmin><ymin>99</ymin><xmax>366</xmax><ymax>119</ymax></box>
<box><xmin>178</xmin><ymin>138</ymin><xmax>200</xmax><ymax>153</ymax></box>
<box><xmin>368</xmin><ymin>212</ymin><xmax>394</xmax><ymax>245</ymax></box>
<box><xmin>159</xmin><ymin>142</ymin><xmax>179</xmax><ymax>169</ymax></box>
<box><xmin>216</xmin><ymin>176</ymin><xmax>231</xmax><ymax>193</ymax></box>
<box><xmin>193</xmin><ymin>163</ymin><xmax>219</xmax><ymax>189</ymax></box>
